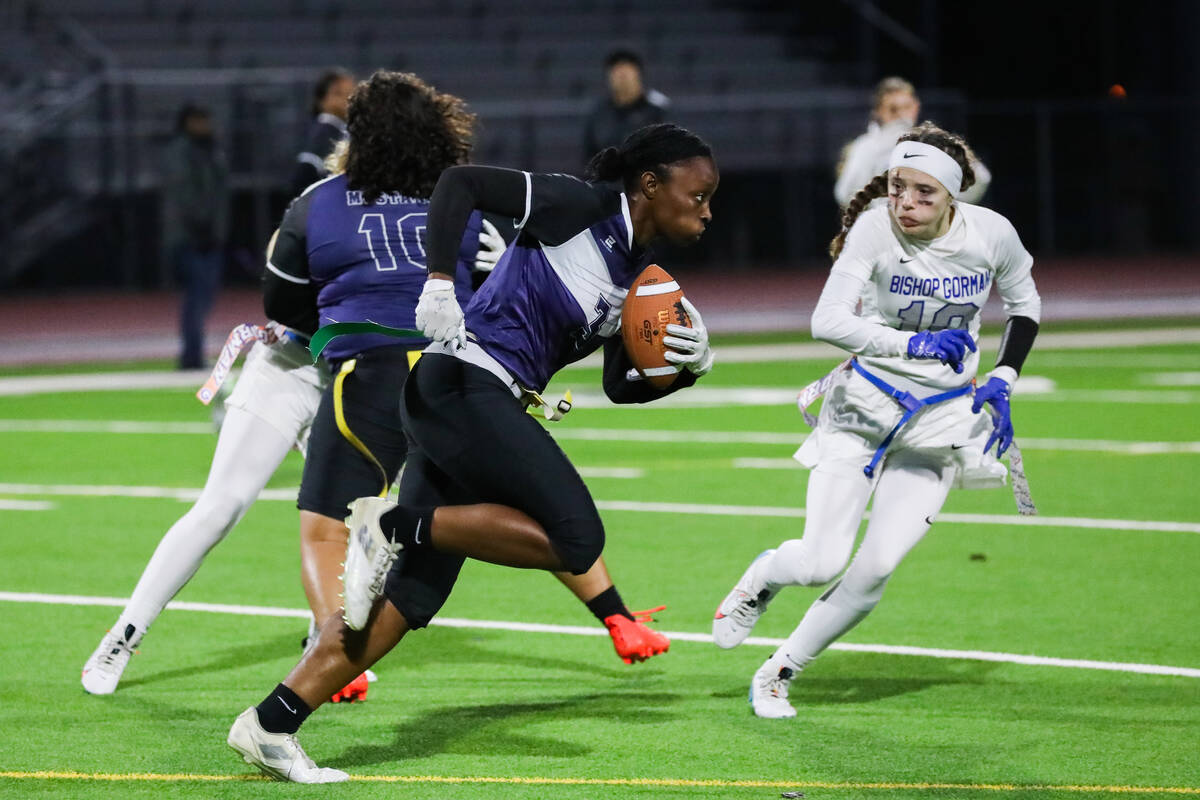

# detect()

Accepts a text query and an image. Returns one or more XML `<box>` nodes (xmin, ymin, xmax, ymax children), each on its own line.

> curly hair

<box><xmin>828</xmin><ymin>121</ymin><xmax>977</xmax><ymax>260</ymax></box>
<box><xmin>326</xmin><ymin>70</ymin><xmax>475</xmax><ymax>203</ymax></box>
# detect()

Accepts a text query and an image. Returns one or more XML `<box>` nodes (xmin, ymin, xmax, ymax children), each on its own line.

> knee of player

<box><xmin>547</xmin><ymin>515</ymin><xmax>605</xmax><ymax>575</ymax></box>
<box><xmin>861</xmin><ymin>546</ymin><xmax>910</xmax><ymax>581</ymax></box>
<box><xmin>842</xmin><ymin>552</ymin><xmax>900</xmax><ymax>592</ymax></box>
<box><xmin>773</xmin><ymin>539</ymin><xmax>849</xmax><ymax>587</ymax></box>
<box><xmin>800</xmin><ymin>555</ymin><xmax>849</xmax><ymax>587</ymax></box>
<box><xmin>191</xmin><ymin>493</ymin><xmax>250</xmax><ymax>534</ymax></box>
<box><xmin>835</xmin><ymin>570</ymin><xmax>890</xmax><ymax>610</ymax></box>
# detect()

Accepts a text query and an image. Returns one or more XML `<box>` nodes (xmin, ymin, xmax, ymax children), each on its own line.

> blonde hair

<box><xmin>324</xmin><ymin>137</ymin><xmax>348</xmax><ymax>176</ymax></box>
<box><xmin>872</xmin><ymin>76</ymin><xmax>917</xmax><ymax>112</ymax></box>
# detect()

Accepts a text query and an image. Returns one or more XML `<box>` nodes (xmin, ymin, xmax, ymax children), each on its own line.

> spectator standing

<box><xmin>163</xmin><ymin>104</ymin><xmax>229</xmax><ymax>370</ymax></box>
<box><xmin>834</xmin><ymin>76</ymin><xmax>991</xmax><ymax>208</ymax></box>
<box><xmin>289</xmin><ymin>68</ymin><xmax>354</xmax><ymax>196</ymax></box>
<box><xmin>582</xmin><ymin>49</ymin><xmax>669</xmax><ymax>165</ymax></box>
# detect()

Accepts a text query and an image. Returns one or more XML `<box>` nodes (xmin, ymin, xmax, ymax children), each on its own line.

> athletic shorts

<box><xmin>795</xmin><ymin>361</ymin><xmax>1005</xmax><ymax>488</ymax></box>
<box><xmin>382</xmin><ymin>352</ymin><xmax>605</xmax><ymax>629</ymax></box>
<box><xmin>297</xmin><ymin>345</ymin><xmax>419</xmax><ymax>521</ymax></box>
<box><xmin>224</xmin><ymin>338</ymin><xmax>328</xmax><ymax>452</ymax></box>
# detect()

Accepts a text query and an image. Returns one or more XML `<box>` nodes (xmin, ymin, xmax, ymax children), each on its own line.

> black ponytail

<box><xmin>585</xmin><ymin>123</ymin><xmax>713</xmax><ymax>190</ymax></box>
<box><xmin>585</xmin><ymin>147</ymin><xmax>625</xmax><ymax>183</ymax></box>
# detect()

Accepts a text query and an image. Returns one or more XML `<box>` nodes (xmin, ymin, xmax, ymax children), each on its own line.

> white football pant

<box><xmin>112</xmin><ymin>407</ymin><xmax>294</xmax><ymax>640</ymax></box>
<box><xmin>761</xmin><ymin>458</ymin><xmax>954</xmax><ymax>671</ymax></box>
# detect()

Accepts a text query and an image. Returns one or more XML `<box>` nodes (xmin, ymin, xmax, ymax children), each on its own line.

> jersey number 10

<box><xmin>897</xmin><ymin>300</ymin><xmax>979</xmax><ymax>331</ymax></box>
<box><xmin>357</xmin><ymin>212</ymin><xmax>428</xmax><ymax>272</ymax></box>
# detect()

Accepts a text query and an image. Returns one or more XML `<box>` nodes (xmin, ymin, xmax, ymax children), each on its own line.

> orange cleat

<box><xmin>330</xmin><ymin>671</ymin><xmax>370</xmax><ymax>703</ymax></box>
<box><xmin>603</xmin><ymin>606</ymin><xmax>670</xmax><ymax>664</ymax></box>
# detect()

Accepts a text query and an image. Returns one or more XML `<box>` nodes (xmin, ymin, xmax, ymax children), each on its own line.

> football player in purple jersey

<box><xmin>227</xmin><ymin>122</ymin><xmax>718</xmax><ymax>781</ymax></box>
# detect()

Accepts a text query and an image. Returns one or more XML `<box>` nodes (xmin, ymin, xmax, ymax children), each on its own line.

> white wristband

<box><xmin>424</xmin><ymin>277</ymin><xmax>455</xmax><ymax>292</ymax></box>
<box><xmin>987</xmin><ymin>365</ymin><xmax>1018</xmax><ymax>387</ymax></box>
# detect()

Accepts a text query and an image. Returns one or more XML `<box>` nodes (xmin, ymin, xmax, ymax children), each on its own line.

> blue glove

<box><xmin>907</xmin><ymin>329</ymin><xmax>977</xmax><ymax>373</ymax></box>
<box><xmin>972</xmin><ymin>376</ymin><xmax>1013</xmax><ymax>457</ymax></box>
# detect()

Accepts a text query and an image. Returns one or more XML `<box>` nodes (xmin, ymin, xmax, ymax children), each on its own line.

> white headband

<box><xmin>887</xmin><ymin>141</ymin><xmax>962</xmax><ymax>198</ymax></box>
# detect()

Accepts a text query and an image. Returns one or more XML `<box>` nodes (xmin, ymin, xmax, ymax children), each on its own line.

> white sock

<box><xmin>113</xmin><ymin>408</ymin><xmax>293</xmax><ymax>640</ymax></box>
<box><xmin>774</xmin><ymin>586</ymin><xmax>877</xmax><ymax>673</ymax></box>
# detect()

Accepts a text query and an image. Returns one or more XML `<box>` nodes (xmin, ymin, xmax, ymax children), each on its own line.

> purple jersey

<box><xmin>465</xmin><ymin>173</ymin><xmax>647</xmax><ymax>392</ymax></box>
<box><xmin>269</xmin><ymin>173</ymin><xmax>478</xmax><ymax>360</ymax></box>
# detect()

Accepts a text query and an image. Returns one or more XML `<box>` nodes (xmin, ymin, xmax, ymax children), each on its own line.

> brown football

<box><xmin>620</xmin><ymin>264</ymin><xmax>691</xmax><ymax>389</ymax></box>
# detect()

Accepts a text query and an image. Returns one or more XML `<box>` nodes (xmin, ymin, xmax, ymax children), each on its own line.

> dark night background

<box><xmin>2</xmin><ymin>0</ymin><xmax>1196</xmax><ymax>290</ymax></box>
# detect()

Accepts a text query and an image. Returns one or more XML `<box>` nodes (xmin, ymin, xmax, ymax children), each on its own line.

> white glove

<box><xmin>662</xmin><ymin>296</ymin><xmax>714</xmax><ymax>376</ymax></box>
<box><xmin>414</xmin><ymin>278</ymin><xmax>466</xmax><ymax>349</ymax></box>
<box><xmin>474</xmin><ymin>218</ymin><xmax>506</xmax><ymax>273</ymax></box>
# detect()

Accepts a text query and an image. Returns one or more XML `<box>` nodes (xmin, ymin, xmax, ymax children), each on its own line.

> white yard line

<box><xmin>3</xmin><ymin>482</ymin><xmax>1193</xmax><ymax>534</ymax></box>
<box><xmin>574</xmin><ymin>467</ymin><xmax>644</xmax><ymax>479</ymax></box>
<box><xmin>1</xmin><ymin>328</ymin><xmax>1197</xmax><ymax>397</ymax></box>
<box><xmin>1033</xmin><ymin>353</ymin><xmax>1200</xmax><ymax>369</ymax></box>
<box><xmin>557</xmin><ymin>328</ymin><xmax>1200</xmax><ymax>370</ymax></box>
<box><xmin>1139</xmin><ymin>371</ymin><xmax>1200</xmax><ymax>386</ymax></box>
<box><xmin>0</xmin><ymin>419</ymin><xmax>215</xmax><ymax>434</ymax></box>
<box><xmin>553</xmin><ymin>427</ymin><xmax>803</xmax><ymax>445</ymax></box>
<box><xmin>4</xmin><ymin>419</ymin><xmax>1197</xmax><ymax>455</ymax></box>
<box><xmin>548</xmin><ymin>386</ymin><xmax>1197</xmax><ymax>408</ymax></box>
<box><xmin>1019</xmin><ymin>389</ymin><xmax>1200</xmax><ymax>404</ymax></box>
<box><xmin>591</xmin><ymin>499</ymin><xmax>1200</xmax><ymax>534</ymax></box>
<box><xmin>3</xmin><ymin>590</ymin><xmax>1196</xmax><ymax>679</ymax></box>
<box><xmin>0</xmin><ymin>499</ymin><xmax>54</xmax><ymax>511</ymax></box>
<box><xmin>0</xmin><ymin>370</ymin><xmax>220</xmax><ymax>397</ymax></box>
<box><xmin>1018</xmin><ymin>438</ymin><xmax>1200</xmax><ymax>454</ymax></box>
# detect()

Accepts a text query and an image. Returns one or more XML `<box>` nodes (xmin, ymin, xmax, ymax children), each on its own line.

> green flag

<box><xmin>308</xmin><ymin>322</ymin><xmax>423</xmax><ymax>363</ymax></box>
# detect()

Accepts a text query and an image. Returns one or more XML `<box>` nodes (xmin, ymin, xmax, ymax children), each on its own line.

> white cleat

<box><xmin>81</xmin><ymin>624</ymin><xmax>139</xmax><ymax>695</ymax></box>
<box><xmin>750</xmin><ymin>662</ymin><xmax>797</xmax><ymax>719</ymax></box>
<box><xmin>712</xmin><ymin>549</ymin><xmax>776</xmax><ymax>649</ymax></box>
<box><xmin>227</xmin><ymin>707</ymin><xmax>349</xmax><ymax>783</ymax></box>
<box><xmin>342</xmin><ymin>496</ymin><xmax>403</xmax><ymax>630</ymax></box>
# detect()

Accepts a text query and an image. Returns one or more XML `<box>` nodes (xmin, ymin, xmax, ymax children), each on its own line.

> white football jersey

<box><xmin>817</xmin><ymin>203</ymin><xmax>1041</xmax><ymax>393</ymax></box>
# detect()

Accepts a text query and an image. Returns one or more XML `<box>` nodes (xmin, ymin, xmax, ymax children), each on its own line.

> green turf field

<box><xmin>1</xmin><ymin>324</ymin><xmax>1197</xmax><ymax>799</ymax></box>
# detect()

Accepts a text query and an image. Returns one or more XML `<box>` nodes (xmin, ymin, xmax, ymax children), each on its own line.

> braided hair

<box><xmin>828</xmin><ymin>121</ymin><xmax>977</xmax><ymax>260</ymax></box>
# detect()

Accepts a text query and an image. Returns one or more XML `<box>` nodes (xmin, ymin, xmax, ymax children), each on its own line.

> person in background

<box><xmin>289</xmin><ymin>68</ymin><xmax>354</xmax><ymax>197</ymax></box>
<box><xmin>834</xmin><ymin>76</ymin><xmax>991</xmax><ymax>209</ymax></box>
<box><xmin>582</xmin><ymin>49</ymin><xmax>669</xmax><ymax>165</ymax></box>
<box><xmin>163</xmin><ymin>103</ymin><xmax>229</xmax><ymax>370</ymax></box>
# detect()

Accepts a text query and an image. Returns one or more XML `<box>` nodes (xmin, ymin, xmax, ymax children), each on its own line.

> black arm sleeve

<box><xmin>263</xmin><ymin>272</ymin><xmax>319</xmax><ymax>335</ymax></box>
<box><xmin>289</xmin><ymin>161</ymin><xmax>321</xmax><ymax>198</ymax></box>
<box><xmin>995</xmin><ymin>315</ymin><xmax>1039</xmax><ymax>374</ymax></box>
<box><xmin>601</xmin><ymin>337</ymin><xmax>699</xmax><ymax>404</ymax></box>
<box><xmin>261</xmin><ymin>193</ymin><xmax>319</xmax><ymax>335</ymax></box>
<box><xmin>426</xmin><ymin>166</ymin><xmax>530</xmax><ymax>275</ymax></box>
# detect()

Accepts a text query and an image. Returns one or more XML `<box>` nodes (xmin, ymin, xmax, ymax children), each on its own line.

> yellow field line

<box><xmin>2</xmin><ymin>771</ymin><xmax>1197</xmax><ymax>794</ymax></box>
